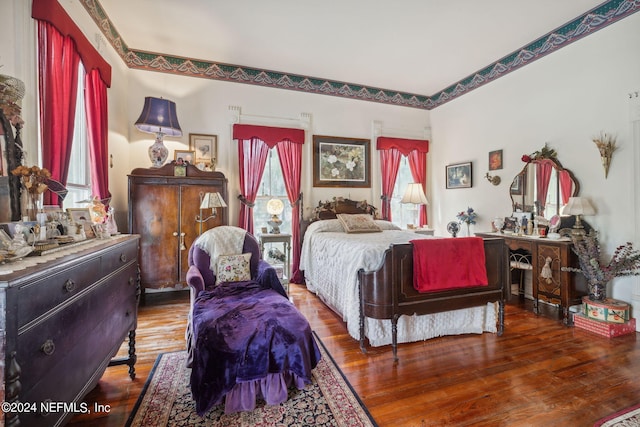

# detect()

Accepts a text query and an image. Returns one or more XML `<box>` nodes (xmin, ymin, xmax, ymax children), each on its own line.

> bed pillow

<box><xmin>375</xmin><ymin>220</ymin><xmax>401</xmax><ymax>231</ymax></box>
<box><xmin>307</xmin><ymin>219</ymin><xmax>345</xmax><ymax>234</ymax></box>
<box><xmin>215</xmin><ymin>253</ymin><xmax>252</xmax><ymax>285</ymax></box>
<box><xmin>337</xmin><ymin>214</ymin><xmax>382</xmax><ymax>233</ymax></box>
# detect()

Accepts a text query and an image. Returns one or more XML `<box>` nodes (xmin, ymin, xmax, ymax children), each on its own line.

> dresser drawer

<box><xmin>101</xmin><ymin>238</ymin><xmax>139</xmax><ymax>276</ymax></box>
<box><xmin>15</xmin><ymin>264</ymin><xmax>138</xmax><ymax>393</ymax></box>
<box><xmin>17</xmin><ymin>257</ymin><xmax>101</xmax><ymax>328</ymax></box>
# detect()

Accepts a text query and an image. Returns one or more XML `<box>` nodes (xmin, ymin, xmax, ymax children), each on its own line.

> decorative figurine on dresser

<box><xmin>128</xmin><ymin>163</ymin><xmax>228</xmax><ymax>299</ymax></box>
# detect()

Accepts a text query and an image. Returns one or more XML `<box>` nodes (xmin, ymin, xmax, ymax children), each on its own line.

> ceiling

<box><xmin>81</xmin><ymin>0</ymin><xmax>619</xmax><ymax>108</ymax></box>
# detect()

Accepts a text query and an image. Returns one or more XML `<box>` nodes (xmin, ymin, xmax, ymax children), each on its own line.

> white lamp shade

<box><xmin>562</xmin><ymin>197</ymin><xmax>595</xmax><ymax>216</ymax></box>
<box><xmin>400</xmin><ymin>183</ymin><xmax>429</xmax><ymax>205</ymax></box>
<box><xmin>266</xmin><ymin>198</ymin><xmax>285</xmax><ymax>215</ymax></box>
<box><xmin>199</xmin><ymin>192</ymin><xmax>227</xmax><ymax>209</ymax></box>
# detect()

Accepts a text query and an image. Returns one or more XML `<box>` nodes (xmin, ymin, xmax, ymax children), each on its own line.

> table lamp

<box><xmin>267</xmin><ymin>198</ymin><xmax>285</xmax><ymax>234</ymax></box>
<box><xmin>195</xmin><ymin>192</ymin><xmax>227</xmax><ymax>235</ymax></box>
<box><xmin>401</xmin><ymin>183</ymin><xmax>429</xmax><ymax>228</ymax></box>
<box><xmin>562</xmin><ymin>197</ymin><xmax>595</xmax><ymax>237</ymax></box>
<box><xmin>135</xmin><ymin>97</ymin><xmax>182</xmax><ymax>168</ymax></box>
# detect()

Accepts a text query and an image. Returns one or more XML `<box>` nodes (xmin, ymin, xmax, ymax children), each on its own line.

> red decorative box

<box><xmin>574</xmin><ymin>313</ymin><xmax>636</xmax><ymax>338</ymax></box>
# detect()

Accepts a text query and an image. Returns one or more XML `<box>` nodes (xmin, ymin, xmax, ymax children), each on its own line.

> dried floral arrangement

<box><xmin>592</xmin><ymin>132</ymin><xmax>617</xmax><ymax>178</ymax></box>
<box><xmin>562</xmin><ymin>231</ymin><xmax>640</xmax><ymax>300</ymax></box>
<box><xmin>11</xmin><ymin>165</ymin><xmax>51</xmax><ymax>195</ymax></box>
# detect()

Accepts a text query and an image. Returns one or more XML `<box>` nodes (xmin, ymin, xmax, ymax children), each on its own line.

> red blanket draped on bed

<box><xmin>412</xmin><ymin>237</ymin><xmax>488</xmax><ymax>292</ymax></box>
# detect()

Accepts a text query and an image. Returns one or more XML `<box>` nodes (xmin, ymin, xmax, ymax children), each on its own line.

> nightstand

<box><xmin>410</xmin><ymin>228</ymin><xmax>435</xmax><ymax>236</ymax></box>
<box><xmin>258</xmin><ymin>233</ymin><xmax>291</xmax><ymax>294</ymax></box>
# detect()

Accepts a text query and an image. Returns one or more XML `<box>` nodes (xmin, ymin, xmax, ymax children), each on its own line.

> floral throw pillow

<box><xmin>215</xmin><ymin>253</ymin><xmax>252</xmax><ymax>285</ymax></box>
<box><xmin>337</xmin><ymin>214</ymin><xmax>382</xmax><ymax>233</ymax></box>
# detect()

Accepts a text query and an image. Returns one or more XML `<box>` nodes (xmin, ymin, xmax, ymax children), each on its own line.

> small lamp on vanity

<box><xmin>195</xmin><ymin>192</ymin><xmax>227</xmax><ymax>235</ymax></box>
<box><xmin>401</xmin><ymin>183</ymin><xmax>429</xmax><ymax>228</ymax></box>
<box><xmin>267</xmin><ymin>198</ymin><xmax>285</xmax><ymax>234</ymax></box>
<box><xmin>134</xmin><ymin>97</ymin><xmax>183</xmax><ymax>168</ymax></box>
<box><xmin>562</xmin><ymin>197</ymin><xmax>595</xmax><ymax>237</ymax></box>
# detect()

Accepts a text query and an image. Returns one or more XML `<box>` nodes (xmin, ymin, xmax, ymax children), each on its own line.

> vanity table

<box><xmin>476</xmin><ymin>232</ymin><xmax>587</xmax><ymax>325</ymax></box>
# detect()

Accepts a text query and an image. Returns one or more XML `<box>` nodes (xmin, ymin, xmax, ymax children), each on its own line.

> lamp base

<box><xmin>268</xmin><ymin>218</ymin><xmax>282</xmax><ymax>234</ymax></box>
<box><xmin>149</xmin><ymin>133</ymin><xmax>168</xmax><ymax>168</ymax></box>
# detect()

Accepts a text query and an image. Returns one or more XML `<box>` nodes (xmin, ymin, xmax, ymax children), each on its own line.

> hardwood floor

<box><xmin>69</xmin><ymin>284</ymin><xmax>640</xmax><ymax>427</ymax></box>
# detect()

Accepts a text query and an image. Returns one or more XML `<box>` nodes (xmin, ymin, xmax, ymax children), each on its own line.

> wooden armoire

<box><xmin>128</xmin><ymin>163</ymin><xmax>228</xmax><ymax>295</ymax></box>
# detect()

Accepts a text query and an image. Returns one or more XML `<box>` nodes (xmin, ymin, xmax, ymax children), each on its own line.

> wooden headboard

<box><xmin>300</xmin><ymin>198</ymin><xmax>378</xmax><ymax>245</ymax></box>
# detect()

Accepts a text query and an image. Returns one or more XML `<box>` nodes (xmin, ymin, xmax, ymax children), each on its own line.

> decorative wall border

<box><xmin>80</xmin><ymin>0</ymin><xmax>638</xmax><ymax>110</ymax></box>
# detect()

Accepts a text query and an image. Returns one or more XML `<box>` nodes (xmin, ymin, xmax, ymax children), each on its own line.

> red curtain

<box><xmin>379</xmin><ymin>148</ymin><xmax>402</xmax><ymax>220</ymax></box>
<box><xmin>559</xmin><ymin>170</ymin><xmax>573</xmax><ymax>205</ymax></box>
<box><xmin>276</xmin><ymin>140</ymin><xmax>303</xmax><ymax>283</ymax></box>
<box><xmin>377</xmin><ymin>137</ymin><xmax>429</xmax><ymax>225</ymax></box>
<box><xmin>535</xmin><ymin>160</ymin><xmax>554</xmax><ymax>211</ymax></box>
<box><xmin>38</xmin><ymin>20</ymin><xmax>80</xmax><ymax>206</ymax></box>
<box><xmin>85</xmin><ymin>69</ymin><xmax>110</xmax><ymax>204</ymax></box>
<box><xmin>237</xmin><ymin>137</ymin><xmax>270</xmax><ymax>233</ymax></box>
<box><xmin>408</xmin><ymin>150</ymin><xmax>428</xmax><ymax>226</ymax></box>
<box><xmin>233</xmin><ymin>124</ymin><xmax>304</xmax><ymax>146</ymax></box>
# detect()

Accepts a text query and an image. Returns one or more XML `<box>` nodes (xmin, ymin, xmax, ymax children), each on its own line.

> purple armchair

<box><xmin>184</xmin><ymin>226</ymin><xmax>320</xmax><ymax>415</ymax></box>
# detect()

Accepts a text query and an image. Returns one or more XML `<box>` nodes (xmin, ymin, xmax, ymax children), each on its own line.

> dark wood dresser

<box><xmin>476</xmin><ymin>232</ymin><xmax>587</xmax><ymax>324</ymax></box>
<box><xmin>128</xmin><ymin>164</ymin><xmax>228</xmax><ymax>295</ymax></box>
<box><xmin>0</xmin><ymin>235</ymin><xmax>140</xmax><ymax>427</ymax></box>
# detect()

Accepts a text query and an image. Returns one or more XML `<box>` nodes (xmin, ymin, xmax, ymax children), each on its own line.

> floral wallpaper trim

<box><xmin>79</xmin><ymin>0</ymin><xmax>639</xmax><ymax>110</ymax></box>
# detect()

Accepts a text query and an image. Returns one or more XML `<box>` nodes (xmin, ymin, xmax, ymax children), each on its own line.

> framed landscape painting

<box><xmin>312</xmin><ymin>135</ymin><xmax>371</xmax><ymax>188</ymax></box>
<box><xmin>446</xmin><ymin>162</ymin><xmax>472</xmax><ymax>189</ymax></box>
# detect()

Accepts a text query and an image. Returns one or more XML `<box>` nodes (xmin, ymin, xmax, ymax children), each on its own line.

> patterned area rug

<box><xmin>126</xmin><ymin>334</ymin><xmax>377</xmax><ymax>426</ymax></box>
<box><xmin>594</xmin><ymin>403</ymin><xmax>640</xmax><ymax>426</ymax></box>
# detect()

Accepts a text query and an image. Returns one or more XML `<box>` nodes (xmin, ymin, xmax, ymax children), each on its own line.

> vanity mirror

<box><xmin>510</xmin><ymin>144</ymin><xmax>580</xmax><ymax>218</ymax></box>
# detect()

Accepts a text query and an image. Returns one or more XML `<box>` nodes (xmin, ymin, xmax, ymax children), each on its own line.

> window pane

<box><xmin>62</xmin><ymin>65</ymin><xmax>91</xmax><ymax>209</ymax></box>
<box><xmin>390</xmin><ymin>157</ymin><xmax>419</xmax><ymax>229</ymax></box>
<box><xmin>254</xmin><ymin>149</ymin><xmax>290</xmax><ymax>234</ymax></box>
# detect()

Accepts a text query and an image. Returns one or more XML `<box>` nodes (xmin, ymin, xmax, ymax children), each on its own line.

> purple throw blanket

<box><xmin>190</xmin><ymin>280</ymin><xmax>321</xmax><ymax>415</ymax></box>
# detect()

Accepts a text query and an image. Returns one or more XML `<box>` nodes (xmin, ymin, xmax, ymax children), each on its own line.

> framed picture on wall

<box><xmin>312</xmin><ymin>135</ymin><xmax>371</xmax><ymax>188</ymax></box>
<box><xmin>174</xmin><ymin>150</ymin><xmax>195</xmax><ymax>164</ymax></box>
<box><xmin>189</xmin><ymin>133</ymin><xmax>217</xmax><ymax>170</ymax></box>
<box><xmin>445</xmin><ymin>162</ymin><xmax>472</xmax><ymax>189</ymax></box>
<box><xmin>489</xmin><ymin>149</ymin><xmax>503</xmax><ymax>170</ymax></box>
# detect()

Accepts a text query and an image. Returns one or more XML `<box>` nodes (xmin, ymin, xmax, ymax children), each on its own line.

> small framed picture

<box><xmin>174</xmin><ymin>165</ymin><xmax>187</xmax><ymax>177</ymax></box>
<box><xmin>66</xmin><ymin>208</ymin><xmax>92</xmax><ymax>223</ymax></box>
<box><xmin>489</xmin><ymin>149</ymin><xmax>503</xmax><ymax>170</ymax></box>
<box><xmin>189</xmin><ymin>134</ymin><xmax>218</xmax><ymax>171</ymax></box>
<box><xmin>445</xmin><ymin>162</ymin><xmax>472</xmax><ymax>189</ymax></box>
<box><xmin>174</xmin><ymin>150</ymin><xmax>195</xmax><ymax>164</ymax></box>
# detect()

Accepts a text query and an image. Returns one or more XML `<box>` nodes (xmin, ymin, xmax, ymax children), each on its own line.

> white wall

<box><xmin>430</xmin><ymin>12</ymin><xmax>640</xmax><ymax>308</ymax></box>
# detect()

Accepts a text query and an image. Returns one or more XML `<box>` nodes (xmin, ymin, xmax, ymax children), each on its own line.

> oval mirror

<box><xmin>510</xmin><ymin>151</ymin><xmax>579</xmax><ymax>218</ymax></box>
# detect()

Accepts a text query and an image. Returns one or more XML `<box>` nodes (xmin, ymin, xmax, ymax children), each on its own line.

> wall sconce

<box><xmin>485</xmin><ymin>172</ymin><xmax>501</xmax><ymax>186</ymax></box>
<box><xmin>195</xmin><ymin>192</ymin><xmax>227</xmax><ymax>235</ymax></box>
<box><xmin>135</xmin><ymin>97</ymin><xmax>183</xmax><ymax>168</ymax></box>
<box><xmin>593</xmin><ymin>132</ymin><xmax>617</xmax><ymax>178</ymax></box>
<box><xmin>266</xmin><ymin>198</ymin><xmax>285</xmax><ymax>234</ymax></box>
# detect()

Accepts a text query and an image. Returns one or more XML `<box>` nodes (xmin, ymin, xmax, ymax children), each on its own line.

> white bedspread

<box><xmin>299</xmin><ymin>220</ymin><xmax>497</xmax><ymax>347</ymax></box>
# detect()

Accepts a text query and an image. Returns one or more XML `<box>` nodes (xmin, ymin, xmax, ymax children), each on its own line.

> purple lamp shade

<box><xmin>135</xmin><ymin>97</ymin><xmax>182</xmax><ymax>136</ymax></box>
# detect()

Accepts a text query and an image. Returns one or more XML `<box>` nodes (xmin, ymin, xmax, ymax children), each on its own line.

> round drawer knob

<box><xmin>41</xmin><ymin>339</ymin><xmax>56</xmax><ymax>356</ymax></box>
<box><xmin>120</xmin><ymin>253</ymin><xmax>127</xmax><ymax>263</ymax></box>
<box><xmin>64</xmin><ymin>279</ymin><xmax>76</xmax><ymax>292</ymax></box>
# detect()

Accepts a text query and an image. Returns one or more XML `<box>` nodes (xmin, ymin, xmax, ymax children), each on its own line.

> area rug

<box><xmin>594</xmin><ymin>403</ymin><xmax>640</xmax><ymax>426</ymax></box>
<box><xmin>126</xmin><ymin>334</ymin><xmax>377</xmax><ymax>426</ymax></box>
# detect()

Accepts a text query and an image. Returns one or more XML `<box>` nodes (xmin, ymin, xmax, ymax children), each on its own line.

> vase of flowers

<box><xmin>562</xmin><ymin>231</ymin><xmax>640</xmax><ymax>301</ymax></box>
<box><xmin>11</xmin><ymin>165</ymin><xmax>51</xmax><ymax>221</ymax></box>
<box><xmin>456</xmin><ymin>207</ymin><xmax>478</xmax><ymax>236</ymax></box>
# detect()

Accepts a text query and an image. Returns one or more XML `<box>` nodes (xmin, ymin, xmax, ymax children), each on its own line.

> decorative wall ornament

<box><xmin>592</xmin><ymin>132</ymin><xmax>617</xmax><ymax>178</ymax></box>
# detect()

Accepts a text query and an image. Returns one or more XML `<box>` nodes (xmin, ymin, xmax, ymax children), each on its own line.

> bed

<box><xmin>299</xmin><ymin>200</ymin><xmax>507</xmax><ymax>359</ymax></box>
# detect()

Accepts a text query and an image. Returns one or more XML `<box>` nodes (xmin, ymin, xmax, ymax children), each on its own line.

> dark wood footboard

<box><xmin>358</xmin><ymin>237</ymin><xmax>508</xmax><ymax>360</ymax></box>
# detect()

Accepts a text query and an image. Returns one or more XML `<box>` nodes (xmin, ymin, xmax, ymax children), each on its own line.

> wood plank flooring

<box><xmin>69</xmin><ymin>284</ymin><xmax>640</xmax><ymax>426</ymax></box>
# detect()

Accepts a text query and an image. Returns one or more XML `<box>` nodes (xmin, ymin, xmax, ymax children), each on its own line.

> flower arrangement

<box><xmin>267</xmin><ymin>247</ymin><xmax>286</xmax><ymax>263</ymax></box>
<box><xmin>562</xmin><ymin>231</ymin><xmax>640</xmax><ymax>301</ymax></box>
<box><xmin>456</xmin><ymin>207</ymin><xmax>477</xmax><ymax>225</ymax></box>
<box><xmin>592</xmin><ymin>132</ymin><xmax>617</xmax><ymax>178</ymax></box>
<box><xmin>521</xmin><ymin>143</ymin><xmax>557</xmax><ymax>163</ymax></box>
<box><xmin>11</xmin><ymin>165</ymin><xmax>51</xmax><ymax>195</ymax></box>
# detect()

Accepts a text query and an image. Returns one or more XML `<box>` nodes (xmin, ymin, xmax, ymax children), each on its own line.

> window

<box><xmin>390</xmin><ymin>156</ymin><xmax>418</xmax><ymax>229</ymax></box>
<box><xmin>253</xmin><ymin>149</ymin><xmax>290</xmax><ymax>234</ymax></box>
<box><xmin>62</xmin><ymin>65</ymin><xmax>92</xmax><ymax>209</ymax></box>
